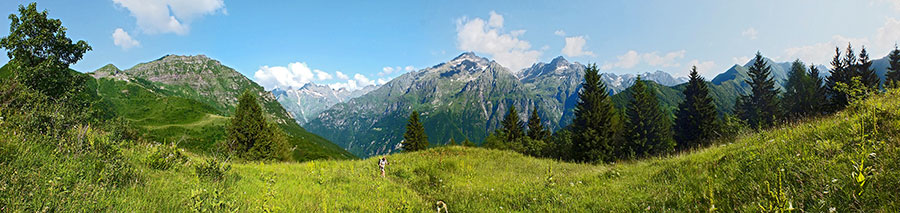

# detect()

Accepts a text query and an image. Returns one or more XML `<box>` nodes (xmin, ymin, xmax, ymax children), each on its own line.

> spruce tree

<box><xmin>885</xmin><ymin>45</ymin><xmax>900</xmax><ymax>86</ymax></box>
<box><xmin>735</xmin><ymin>52</ymin><xmax>780</xmax><ymax>129</ymax></box>
<box><xmin>782</xmin><ymin>60</ymin><xmax>811</xmax><ymax>119</ymax></box>
<box><xmin>571</xmin><ymin>64</ymin><xmax>618</xmax><ymax>162</ymax></box>
<box><xmin>462</xmin><ymin>138</ymin><xmax>475</xmax><ymax>147</ymax></box>
<box><xmin>402</xmin><ymin>110</ymin><xmax>429</xmax><ymax>151</ymax></box>
<box><xmin>808</xmin><ymin>65</ymin><xmax>827</xmax><ymax>115</ymax></box>
<box><xmin>827</xmin><ymin>47</ymin><xmax>853</xmax><ymax>111</ymax></box>
<box><xmin>857</xmin><ymin>47</ymin><xmax>880</xmax><ymax>90</ymax></box>
<box><xmin>226</xmin><ymin>90</ymin><xmax>289</xmax><ymax>160</ymax></box>
<box><xmin>674</xmin><ymin>66</ymin><xmax>718</xmax><ymax>150</ymax></box>
<box><xmin>526</xmin><ymin>107</ymin><xmax>549</xmax><ymax>141</ymax></box>
<box><xmin>500</xmin><ymin>105</ymin><xmax>525</xmax><ymax>142</ymax></box>
<box><xmin>448</xmin><ymin>138</ymin><xmax>458</xmax><ymax>146</ymax></box>
<box><xmin>623</xmin><ymin>77</ymin><xmax>674</xmax><ymax>158</ymax></box>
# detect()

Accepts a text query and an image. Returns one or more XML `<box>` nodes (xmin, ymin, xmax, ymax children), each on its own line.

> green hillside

<box><xmin>5</xmin><ymin>87</ymin><xmax>893</xmax><ymax>211</ymax></box>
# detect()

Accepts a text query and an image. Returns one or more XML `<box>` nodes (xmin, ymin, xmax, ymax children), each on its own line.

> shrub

<box><xmin>146</xmin><ymin>142</ymin><xmax>188</xmax><ymax>170</ymax></box>
<box><xmin>195</xmin><ymin>158</ymin><xmax>231</xmax><ymax>182</ymax></box>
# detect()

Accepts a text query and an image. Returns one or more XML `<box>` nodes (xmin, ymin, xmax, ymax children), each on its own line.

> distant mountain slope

<box><xmin>273</xmin><ymin>83</ymin><xmax>376</xmax><ymax>124</ymax></box>
<box><xmin>306</xmin><ymin>53</ymin><xmax>693</xmax><ymax>157</ymax></box>
<box><xmin>89</xmin><ymin>55</ymin><xmax>355</xmax><ymax>160</ymax></box>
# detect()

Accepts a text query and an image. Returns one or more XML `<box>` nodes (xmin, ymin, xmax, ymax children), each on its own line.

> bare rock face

<box><xmin>273</xmin><ymin>83</ymin><xmax>377</xmax><ymax>124</ymax></box>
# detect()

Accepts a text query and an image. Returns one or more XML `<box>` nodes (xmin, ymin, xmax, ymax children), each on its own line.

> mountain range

<box><xmin>273</xmin><ymin>83</ymin><xmax>376</xmax><ymax>124</ymax></box>
<box><xmin>299</xmin><ymin>52</ymin><xmax>895</xmax><ymax>157</ymax></box>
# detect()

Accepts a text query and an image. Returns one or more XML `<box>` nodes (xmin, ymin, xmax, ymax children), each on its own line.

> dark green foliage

<box><xmin>0</xmin><ymin>3</ymin><xmax>91</xmax><ymax>100</ymax></box>
<box><xmin>499</xmin><ymin>105</ymin><xmax>525</xmax><ymax>142</ymax></box>
<box><xmin>782</xmin><ymin>60</ymin><xmax>826</xmax><ymax>120</ymax></box>
<box><xmin>736</xmin><ymin>52</ymin><xmax>780</xmax><ymax>129</ymax></box>
<box><xmin>225</xmin><ymin>91</ymin><xmax>290</xmax><ymax>161</ymax></box>
<box><xmin>623</xmin><ymin>77</ymin><xmax>674</xmax><ymax>158</ymax></box>
<box><xmin>674</xmin><ymin>66</ymin><xmax>718</xmax><ymax>150</ymax></box>
<box><xmin>808</xmin><ymin>65</ymin><xmax>827</xmax><ymax>113</ymax></box>
<box><xmin>526</xmin><ymin>107</ymin><xmax>550</xmax><ymax>141</ymax></box>
<box><xmin>547</xmin><ymin>128</ymin><xmax>575</xmax><ymax>161</ymax></box>
<box><xmin>885</xmin><ymin>45</ymin><xmax>900</xmax><ymax>86</ymax></box>
<box><xmin>448</xmin><ymin>137</ymin><xmax>458</xmax><ymax>146</ymax></box>
<box><xmin>571</xmin><ymin>64</ymin><xmax>619</xmax><ymax>162</ymax></box>
<box><xmin>827</xmin><ymin>47</ymin><xmax>853</xmax><ymax>111</ymax></box>
<box><xmin>402</xmin><ymin>110</ymin><xmax>429</xmax><ymax>151</ymax></box>
<box><xmin>856</xmin><ymin>47</ymin><xmax>880</xmax><ymax>90</ymax></box>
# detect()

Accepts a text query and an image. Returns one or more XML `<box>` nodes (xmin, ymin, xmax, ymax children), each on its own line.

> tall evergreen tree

<box><xmin>674</xmin><ymin>66</ymin><xmax>718</xmax><ymax>150</ymax></box>
<box><xmin>526</xmin><ymin>107</ymin><xmax>549</xmax><ymax>141</ymax></box>
<box><xmin>782</xmin><ymin>60</ymin><xmax>812</xmax><ymax>119</ymax></box>
<box><xmin>623</xmin><ymin>77</ymin><xmax>674</xmax><ymax>158</ymax></box>
<box><xmin>827</xmin><ymin>47</ymin><xmax>853</xmax><ymax>110</ymax></box>
<box><xmin>808</xmin><ymin>64</ymin><xmax>827</xmax><ymax>115</ymax></box>
<box><xmin>402</xmin><ymin>110</ymin><xmax>429</xmax><ymax>151</ymax></box>
<box><xmin>448</xmin><ymin>138</ymin><xmax>458</xmax><ymax>146</ymax></box>
<box><xmin>226</xmin><ymin>90</ymin><xmax>289</xmax><ymax>160</ymax></box>
<box><xmin>735</xmin><ymin>52</ymin><xmax>780</xmax><ymax>129</ymax></box>
<box><xmin>462</xmin><ymin>138</ymin><xmax>475</xmax><ymax>147</ymax></box>
<box><xmin>500</xmin><ymin>105</ymin><xmax>525</xmax><ymax>142</ymax></box>
<box><xmin>857</xmin><ymin>46</ymin><xmax>880</xmax><ymax>90</ymax></box>
<box><xmin>885</xmin><ymin>45</ymin><xmax>900</xmax><ymax>86</ymax></box>
<box><xmin>571</xmin><ymin>64</ymin><xmax>619</xmax><ymax>162</ymax></box>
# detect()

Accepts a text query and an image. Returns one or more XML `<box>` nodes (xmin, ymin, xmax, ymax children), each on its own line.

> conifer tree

<box><xmin>571</xmin><ymin>64</ymin><xmax>618</xmax><ymax>162</ymax></box>
<box><xmin>808</xmin><ymin>64</ymin><xmax>827</xmax><ymax>114</ymax></box>
<box><xmin>226</xmin><ymin>90</ymin><xmax>289</xmax><ymax>160</ymax></box>
<box><xmin>735</xmin><ymin>52</ymin><xmax>780</xmax><ymax>129</ymax></box>
<box><xmin>857</xmin><ymin>46</ymin><xmax>880</xmax><ymax>90</ymax></box>
<box><xmin>885</xmin><ymin>45</ymin><xmax>900</xmax><ymax>86</ymax></box>
<box><xmin>674</xmin><ymin>66</ymin><xmax>718</xmax><ymax>149</ymax></box>
<box><xmin>827</xmin><ymin>47</ymin><xmax>853</xmax><ymax>111</ymax></box>
<box><xmin>500</xmin><ymin>105</ymin><xmax>525</xmax><ymax>142</ymax></box>
<box><xmin>623</xmin><ymin>77</ymin><xmax>674</xmax><ymax>158</ymax></box>
<box><xmin>526</xmin><ymin>107</ymin><xmax>549</xmax><ymax>141</ymax></box>
<box><xmin>448</xmin><ymin>137</ymin><xmax>457</xmax><ymax>146</ymax></box>
<box><xmin>402</xmin><ymin>110</ymin><xmax>429</xmax><ymax>151</ymax></box>
<box><xmin>782</xmin><ymin>60</ymin><xmax>812</xmax><ymax>119</ymax></box>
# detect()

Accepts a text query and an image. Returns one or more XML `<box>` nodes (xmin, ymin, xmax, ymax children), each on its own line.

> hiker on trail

<box><xmin>378</xmin><ymin>157</ymin><xmax>388</xmax><ymax>177</ymax></box>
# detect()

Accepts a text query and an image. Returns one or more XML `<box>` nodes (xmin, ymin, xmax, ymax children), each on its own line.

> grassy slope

<box><xmin>117</xmin><ymin>89</ymin><xmax>900</xmax><ymax>211</ymax></box>
<box><xmin>91</xmin><ymin>76</ymin><xmax>354</xmax><ymax>161</ymax></box>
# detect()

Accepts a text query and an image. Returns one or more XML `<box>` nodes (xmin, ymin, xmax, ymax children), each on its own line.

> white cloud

<box><xmin>456</xmin><ymin>11</ymin><xmax>541</xmax><ymax>72</ymax></box>
<box><xmin>689</xmin><ymin>60</ymin><xmax>718</xmax><ymax>77</ymax></box>
<box><xmin>732</xmin><ymin>56</ymin><xmax>751</xmax><ymax>65</ymax></box>
<box><xmin>379</xmin><ymin>67</ymin><xmax>395</xmax><ymax>76</ymax></box>
<box><xmin>314</xmin><ymin>70</ymin><xmax>333</xmax><ymax>80</ymax></box>
<box><xmin>781</xmin><ymin>17</ymin><xmax>900</xmax><ymax>65</ymax></box>
<box><xmin>113</xmin><ymin>0</ymin><xmax>225</xmax><ymax>35</ymax></box>
<box><xmin>253</xmin><ymin>62</ymin><xmax>316</xmax><ymax>90</ymax></box>
<box><xmin>112</xmin><ymin>28</ymin><xmax>140</xmax><ymax>50</ymax></box>
<box><xmin>377</xmin><ymin>78</ymin><xmax>390</xmax><ymax>85</ymax></box>
<box><xmin>404</xmin><ymin>66</ymin><xmax>416</xmax><ymax>72</ymax></box>
<box><xmin>742</xmin><ymin>27</ymin><xmax>758</xmax><ymax>40</ymax></box>
<box><xmin>561</xmin><ymin>36</ymin><xmax>595</xmax><ymax>57</ymax></box>
<box><xmin>329</xmin><ymin>73</ymin><xmax>381</xmax><ymax>90</ymax></box>
<box><xmin>335</xmin><ymin>71</ymin><xmax>349</xmax><ymax>80</ymax></box>
<box><xmin>554</xmin><ymin>30</ymin><xmax>566</xmax><ymax>36</ymax></box>
<box><xmin>378</xmin><ymin>66</ymin><xmax>415</xmax><ymax>76</ymax></box>
<box><xmin>355</xmin><ymin>74</ymin><xmax>375</xmax><ymax>86</ymax></box>
<box><xmin>602</xmin><ymin>50</ymin><xmax>685</xmax><ymax>70</ymax></box>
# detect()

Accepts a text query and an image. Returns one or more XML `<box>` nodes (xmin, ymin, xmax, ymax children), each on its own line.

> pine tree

<box><xmin>885</xmin><ymin>45</ymin><xmax>900</xmax><ymax>86</ymax></box>
<box><xmin>402</xmin><ymin>110</ymin><xmax>429</xmax><ymax>151</ymax></box>
<box><xmin>857</xmin><ymin>46</ymin><xmax>880</xmax><ymax>90</ymax></box>
<box><xmin>526</xmin><ymin>107</ymin><xmax>549</xmax><ymax>141</ymax></box>
<box><xmin>674</xmin><ymin>66</ymin><xmax>718</xmax><ymax>150</ymax></box>
<box><xmin>623</xmin><ymin>77</ymin><xmax>674</xmax><ymax>158</ymax></box>
<box><xmin>808</xmin><ymin>64</ymin><xmax>827</xmax><ymax>115</ymax></box>
<box><xmin>499</xmin><ymin>105</ymin><xmax>525</xmax><ymax>142</ymax></box>
<box><xmin>571</xmin><ymin>64</ymin><xmax>619</xmax><ymax>162</ymax></box>
<box><xmin>448</xmin><ymin>138</ymin><xmax>457</xmax><ymax>146</ymax></box>
<box><xmin>735</xmin><ymin>52</ymin><xmax>780</xmax><ymax>129</ymax></box>
<box><xmin>782</xmin><ymin>60</ymin><xmax>812</xmax><ymax>119</ymax></box>
<box><xmin>226</xmin><ymin>90</ymin><xmax>289</xmax><ymax>160</ymax></box>
<box><xmin>827</xmin><ymin>47</ymin><xmax>852</xmax><ymax>110</ymax></box>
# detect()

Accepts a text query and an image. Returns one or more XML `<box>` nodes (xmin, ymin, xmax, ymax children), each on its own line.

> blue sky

<box><xmin>1</xmin><ymin>0</ymin><xmax>899</xmax><ymax>90</ymax></box>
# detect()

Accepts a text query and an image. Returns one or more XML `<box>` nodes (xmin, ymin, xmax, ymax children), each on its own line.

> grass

<box><xmin>3</xmin><ymin>82</ymin><xmax>899</xmax><ymax>211</ymax></box>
